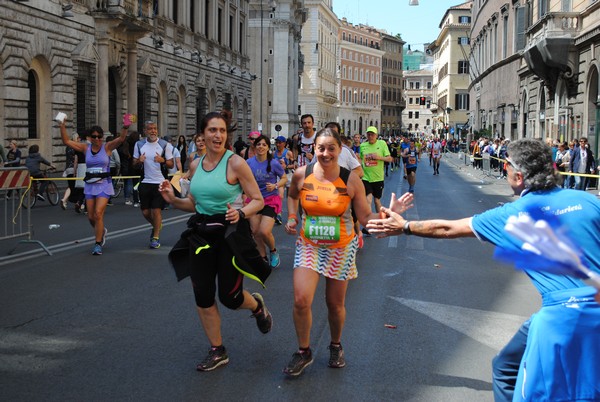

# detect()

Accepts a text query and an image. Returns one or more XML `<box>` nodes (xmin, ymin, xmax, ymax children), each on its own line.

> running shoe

<box><xmin>101</xmin><ymin>227</ymin><xmax>108</xmax><ymax>246</ymax></box>
<box><xmin>196</xmin><ymin>346</ymin><xmax>229</xmax><ymax>372</ymax></box>
<box><xmin>149</xmin><ymin>224</ymin><xmax>163</xmax><ymax>240</ymax></box>
<box><xmin>275</xmin><ymin>214</ymin><xmax>283</xmax><ymax>225</ymax></box>
<box><xmin>328</xmin><ymin>344</ymin><xmax>346</xmax><ymax>368</ymax></box>
<box><xmin>251</xmin><ymin>293</ymin><xmax>273</xmax><ymax>334</ymax></box>
<box><xmin>133</xmin><ymin>202</ymin><xmax>140</xmax><ymax>208</ymax></box>
<box><xmin>283</xmin><ymin>349</ymin><xmax>313</xmax><ymax>377</ymax></box>
<box><xmin>125</xmin><ymin>199</ymin><xmax>133</xmax><ymax>206</ymax></box>
<box><xmin>60</xmin><ymin>200</ymin><xmax>67</xmax><ymax>210</ymax></box>
<box><xmin>270</xmin><ymin>250</ymin><xmax>280</xmax><ymax>268</ymax></box>
<box><xmin>92</xmin><ymin>244</ymin><xmax>103</xmax><ymax>256</ymax></box>
<box><xmin>149</xmin><ymin>237</ymin><xmax>160</xmax><ymax>249</ymax></box>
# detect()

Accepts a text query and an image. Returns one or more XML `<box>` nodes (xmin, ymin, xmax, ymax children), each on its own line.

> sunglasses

<box><xmin>90</xmin><ymin>135</ymin><xmax>103</xmax><ymax>139</ymax></box>
<box><xmin>505</xmin><ymin>155</ymin><xmax>520</xmax><ymax>171</ymax></box>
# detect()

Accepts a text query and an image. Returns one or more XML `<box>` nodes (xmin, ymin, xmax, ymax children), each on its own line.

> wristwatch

<box><xmin>237</xmin><ymin>209</ymin><xmax>246</xmax><ymax>220</ymax></box>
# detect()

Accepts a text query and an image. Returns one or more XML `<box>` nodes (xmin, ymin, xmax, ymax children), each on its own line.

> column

<box><xmin>97</xmin><ymin>38</ymin><xmax>110</xmax><ymax>130</ymax></box>
<box><xmin>127</xmin><ymin>45</ymin><xmax>138</xmax><ymax>131</ymax></box>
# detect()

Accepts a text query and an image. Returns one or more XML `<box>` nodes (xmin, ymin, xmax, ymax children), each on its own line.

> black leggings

<box><xmin>189</xmin><ymin>222</ymin><xmax>245</xmax><ymax>310</ymax></box>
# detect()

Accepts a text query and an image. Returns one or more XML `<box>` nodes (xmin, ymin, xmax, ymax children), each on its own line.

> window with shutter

<box><xmin>515</xmin><ymin>5</ymin><xmax>528</xmax><ymax>52</ymax></box>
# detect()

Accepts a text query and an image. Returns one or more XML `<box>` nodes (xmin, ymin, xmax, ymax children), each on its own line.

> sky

<box><xmin>332</xmin><ymin>0</ymin><xmax>467</xmax><ymax>50</ymax></box>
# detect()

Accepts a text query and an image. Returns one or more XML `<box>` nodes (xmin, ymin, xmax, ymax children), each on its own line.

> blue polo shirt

<box><xmin>471</xmin><ymin>187</ymin><xmax>600</xmax><ymax>294</ymax></box>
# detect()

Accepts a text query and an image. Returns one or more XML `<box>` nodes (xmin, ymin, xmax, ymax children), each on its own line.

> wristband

<box><xmin>403</xmin><ymin>221</ymin><xmax>412</xmax><ymax>235</ymax></box>
<box><xmin>237</xmin><ymin>209</ymin><xmax>246</xmax><ymax>220</ymax></box>
<box><xmin>288</xmin><ymin>214</ymin><xmax>298</xmax><ymax>222</ymax></box>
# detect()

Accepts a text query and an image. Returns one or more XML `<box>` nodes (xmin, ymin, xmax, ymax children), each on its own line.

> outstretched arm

<box><xmin>106</xmin><ymin>125</ymin><xmax>130</xmax><ymax>152</ymax></box>
<box><xmin>366</xmin><ymin>192</ymin><xmax>475</xmax><ymax>239</ymax></box>
<box><xmin>59</xmin><ymin>119</ymin><xmax>87</xmax><ymax>153</ymax></box>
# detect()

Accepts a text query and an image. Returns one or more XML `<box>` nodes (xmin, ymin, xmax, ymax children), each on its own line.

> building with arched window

<box><xmin>470</xmin><ymin>0</ymin><xmax>600</xmax><ymax>158</ymax></box>
<box><xmin>337</xmin><ymin>18</ymin><xmax>383</xmax><ymax>137</ymax></box>
<box><xmin>1</xmin><ymin>0</ymin><xmax>304</xmax><ymax>167</ymax></box>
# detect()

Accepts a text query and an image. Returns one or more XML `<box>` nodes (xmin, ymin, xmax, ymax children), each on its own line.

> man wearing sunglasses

<box><xmin>133</xmin><ymin>121</ymin><xmax>174</xmax><ymax>249</ymax></box>
<box><xmin>367</xmin><ymin>138</ymin><xmax>600</xmax><ymax>402</ymax></box>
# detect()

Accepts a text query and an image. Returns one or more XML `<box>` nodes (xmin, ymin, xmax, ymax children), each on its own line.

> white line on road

<box><xmin>0</xmin><ymin>214</ymin><xmax>191</xmax><ymax>267</ymax></box>
<box><xmin>389</xmin><ymin>296</ymin><xmax>528</xmax><ymax>350</ymax></box>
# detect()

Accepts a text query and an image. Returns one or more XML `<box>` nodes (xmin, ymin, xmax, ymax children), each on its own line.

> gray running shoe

<box><xmin>283</xmin><ymin>349</ymin><xmax>313</xmax><ymax>377</ymax></box>
<box><xmin>328</xmin><ymin>344</ymin><xmax>346</xmax><ymax>368</ymax></box>
<box><xmin>196</xmin><ymin>346</ymin><xmax>229</xmax><ymax>372</ymax></box>
<box><xmin>251</xmin><ymin>293</ymin><xmax>273</xmax><ymax>334</ymax></box>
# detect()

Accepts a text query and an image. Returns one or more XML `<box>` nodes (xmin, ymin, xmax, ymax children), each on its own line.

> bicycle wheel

<box><xmin>113</xmin><ymin>178</ymin><xmax>123</xmax><ymax>198</ymax></box>
<box><xmin>22</xmin><ymin>188</ymin><xmax>36</xmax><ymax>209</ymax></box>
<box><xmin>46</xmin><ymin>181</ymin><xmax>60</xmax><ymax>205</ymax></box>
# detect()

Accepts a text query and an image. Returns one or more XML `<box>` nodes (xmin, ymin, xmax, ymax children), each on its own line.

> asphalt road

<box><xmin>0</xmin><ymin>155</ymin><xmax>540</xmax><ymax>401</ymax></box>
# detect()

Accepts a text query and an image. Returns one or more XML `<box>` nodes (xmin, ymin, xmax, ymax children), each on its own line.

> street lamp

<box><xmin>259</xmin><ymin>0</ymin><xmax>277</xmax><ymax>133</ymax></box>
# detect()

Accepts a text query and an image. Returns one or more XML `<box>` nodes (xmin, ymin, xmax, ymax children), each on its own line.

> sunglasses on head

<box><xmin>90</xmin><ymin>135</ymin><xmax>103</xmax><ymax>139</ymax></box>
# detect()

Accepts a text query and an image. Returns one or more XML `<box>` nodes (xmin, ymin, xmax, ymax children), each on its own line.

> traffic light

<box><xmin>419</xmin><ymin>96</ymin><xmax>426</xmax><ymax>106</ymax></box>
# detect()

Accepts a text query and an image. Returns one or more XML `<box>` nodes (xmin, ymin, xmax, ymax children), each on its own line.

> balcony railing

<box><xmin>78</xmin><ymin>0</ymin><xmax>154</xmax><ymax>19</ymax></box>
<box><xmin>527</xmin><ymin>12</ymin><xmax>581</xmax><ymax>42</ymax></box>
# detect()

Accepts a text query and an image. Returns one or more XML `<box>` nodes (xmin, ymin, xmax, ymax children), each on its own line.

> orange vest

<box><xmin>300</xmin><ymin>165</ymin><xmax>354</xmax><ymax>248</ymax></box>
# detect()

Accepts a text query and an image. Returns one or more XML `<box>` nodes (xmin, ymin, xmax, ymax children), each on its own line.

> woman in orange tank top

<box><xmin>282</xmin><ymin>127</ymin><xmax>412</xmax><ymax>376</ymax></box>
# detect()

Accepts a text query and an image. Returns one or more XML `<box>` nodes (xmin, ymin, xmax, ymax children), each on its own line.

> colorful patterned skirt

<box><xmin>293</xmin><ymin>235</ymin><xmax>359</xmax><ymax>280</ymax></box>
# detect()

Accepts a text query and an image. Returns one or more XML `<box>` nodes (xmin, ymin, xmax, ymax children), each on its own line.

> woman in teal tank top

<box><xmin>159</xmin><ymin>112</ymin><xmax>273</xmax><ymax>372</ymax></box>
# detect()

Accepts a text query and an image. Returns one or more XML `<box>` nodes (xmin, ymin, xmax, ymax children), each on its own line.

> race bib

<box><xmin>85</xmin><ymin>167</ymin><xmax>104</xmax><ymax>183</ymax></box>
<box><xmin>304</xmin><ymin>216</ymin><xmax>340</xmax><ymax>242</ymax></box>
<box><xmin>408</xmin><ymin>156</ymin><xmax>417</xmax><ymax>164</ymax></box>
<box><xmin>364</xmin><ymin>153</ymin><xmax>378</xmax><ymax>167</ymax></box>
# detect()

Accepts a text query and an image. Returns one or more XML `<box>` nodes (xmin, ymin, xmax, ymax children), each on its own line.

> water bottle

<box><xmin>48</xmin><ymin>224</ymin><xmax>60</xmax><ymax>229</ymax></box>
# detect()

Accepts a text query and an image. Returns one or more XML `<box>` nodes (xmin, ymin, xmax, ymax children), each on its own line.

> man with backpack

<box><xmin>132</xmin><ymin>121</ymin><xmax>174</xmax><ymax>249</ymax></box>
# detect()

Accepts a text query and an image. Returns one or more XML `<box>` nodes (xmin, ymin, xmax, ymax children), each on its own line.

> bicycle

<box><xmin>23</xmin><ymin>168</ymin><xmax>60</xmax><ymax>209</ymax></box>
<box><xmin>112</xmin><ymin>171</ymin><xmax>124</xmax><ymax>198</ymax></box>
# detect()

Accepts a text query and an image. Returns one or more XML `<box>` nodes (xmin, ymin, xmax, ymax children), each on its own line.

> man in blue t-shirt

<box><xmin>367</xmin><ymin>138</ymin><xmax>600</xmax><ymax>402</ymax></box>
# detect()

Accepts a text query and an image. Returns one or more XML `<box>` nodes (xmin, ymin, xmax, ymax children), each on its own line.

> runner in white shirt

<box><xmin>132</xmin><ymin>121</ymin><xmax>174</xmax><ymax>249</ymax></box>
<box><xmin>431</xmin><ymin>137</ymin><xmax>442</xmax><ymax>175</ymax></box>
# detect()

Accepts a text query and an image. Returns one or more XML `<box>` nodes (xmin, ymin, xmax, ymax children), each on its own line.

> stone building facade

<box><xmin>0</xmin><ymin>0</ymin><xmax>261</xmax><ymax>166</ymax></box>
<box><xmin>298</xmin><ymin>0</ymin><xmax>339</xmax><ymax>130</ymax></box>
<box><xmin>519</xmin><ymin>0</ymin><xmax>600</xmax><ymax>156</ymax></box>
<box><xmin>402</xmin><ymin>69</ymin><xmax>435</xmax><ymax>136</ymax></box>
<box><xmin>470</xmin><ymin>0</ymin><xmax>531</xmax><ymax>140</ymax></box>
<box><xmin>248</xmin><ymin>0</ymin><xmax>305</xmax><ymax>138</ymax></box>
<box><xmin>381</xmin><ymin>33</ymin><xmax>405</xmax><ymax>137</ymax></box>
<box><xmin>429</xmin><ymin>1</ymin><xmax>472</xmax><ymax>141</ymax></box>
<box><xmin>471</xmin><ymin>0</ymin><xmax>600</xmax><ymax>157</ymax></box>
<box><xmin>337</xmin><ymin>19</ymin><xmax>384</xmax><ymax>137</ymax></box>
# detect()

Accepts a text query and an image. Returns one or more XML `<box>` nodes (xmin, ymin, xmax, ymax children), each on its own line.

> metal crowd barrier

<box><xmin>456</xmin><ymin>151</ymin><xmax>599</xmax><ymax>187</ymax></box>
<box><xmin>0</xmin><ymin>167</ymin><xmax>52</xmax><ymax>255</ymax></box>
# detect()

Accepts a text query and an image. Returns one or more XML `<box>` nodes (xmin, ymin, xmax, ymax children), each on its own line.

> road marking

<box><xmin>0</xmin><ymin>214</ymin><xmax>191</xmax><ymax>267</ymax></box>
<box><xmin>389</xmin><ymin>296</ymin><xmax>529</xmax><ymax>350</ymax></box>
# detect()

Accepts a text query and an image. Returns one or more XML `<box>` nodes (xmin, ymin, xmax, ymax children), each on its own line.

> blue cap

<box><xmin>275</xmin><ymin>135</ymin><xmax>287</xmax><ymax>142</ymax></box>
